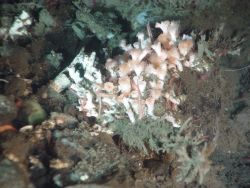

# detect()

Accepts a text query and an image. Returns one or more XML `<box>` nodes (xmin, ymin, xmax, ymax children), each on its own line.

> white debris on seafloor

<box><xmin>49</xmin><ymin>49</ymin><xmax>85</xmax><ymax>93</ymax></box>
<box><xmin>50</xmin><ymin>48</ymin><xmax>102</xmax><ymax>119</ymax></box>
<box><xmin>50</xmin><ymin>49</ymin><xmax>101</xmax><ymax>92</ymax></box>
<box><xmin>1</xmin><ymin>10</ymin><xmax>32</xmax><ymax>40</ymax></box>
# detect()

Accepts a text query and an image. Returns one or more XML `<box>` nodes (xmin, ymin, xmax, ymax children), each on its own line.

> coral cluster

<box><xmin>95</xmin><ymin>21</ymin><xmax>199</xmax><ymax>126</ymax></box>
<box><xmin>51</xmin><ymin>20</ymin><xmax>209</xmax><ymax>128</ymax></box>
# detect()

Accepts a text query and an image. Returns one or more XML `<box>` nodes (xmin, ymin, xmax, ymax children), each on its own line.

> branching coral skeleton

<box><xmin>97</xmin><ymin>20</ymin><xmax>201</xmax><ymax>125</ymax></box>
<box><xmin>50</xmin><ymin>20</ymin><xmax>213</xmax><ymax>128</ymax></box>
<box><xmin>0</xmin><ymin>10</ymin><xmax>32</xmax><ymax>40</ymax></box>
<box><xmin>48</xmin><ymin>20</ymin><xmax>217</xmax><ymax>184</ymax></box>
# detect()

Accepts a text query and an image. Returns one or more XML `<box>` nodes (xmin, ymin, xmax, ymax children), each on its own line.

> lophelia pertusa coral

<box><xmin>49</xmin><ymin>20</ymin><xmax>216</xmax><ymax>184</ymax></box>
<box><xmin>95</xmin><ymin>20</ymin><xmax>201</xmax><ymax>126</ymax></box>
<box><xmin>58</xmin><ymin>20</ymin><xmax>210</xmax><ymax>128</ymax></box>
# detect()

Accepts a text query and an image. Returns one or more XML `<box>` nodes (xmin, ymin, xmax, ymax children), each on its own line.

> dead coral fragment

<box><xmin>8</xmin><ymin>10</ymin><xmax>32</xmax><ymax>40</ymax></box>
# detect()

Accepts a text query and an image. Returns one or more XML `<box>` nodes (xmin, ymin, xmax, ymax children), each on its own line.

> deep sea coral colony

<box><xmin>75</xmin><ymin>20</ymin><xmax>202</xmax><ymax>126</ymax></box>
<box><xmin>50</xmin><ymin>20</ymin><xmax>214</xmax><ymax>184</ymax></box>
